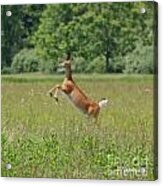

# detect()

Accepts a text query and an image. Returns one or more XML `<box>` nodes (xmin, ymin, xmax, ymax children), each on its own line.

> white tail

<box><xmin>98</xmin><ymin>98</ymin><xmax>108</xmax><ymax>108</ymax></box>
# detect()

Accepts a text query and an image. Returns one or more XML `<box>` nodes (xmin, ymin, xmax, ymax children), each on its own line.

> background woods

<box><xmin>1</xmin><ymin>2</ymin><xmax>156</xmax><ymax>74</ymax></box>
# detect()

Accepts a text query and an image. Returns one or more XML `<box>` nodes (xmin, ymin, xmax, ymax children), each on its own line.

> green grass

<box><xmin>1</xmin><ymin>74</ymin><xmax>156</xmax><ymax>180</ymax></box>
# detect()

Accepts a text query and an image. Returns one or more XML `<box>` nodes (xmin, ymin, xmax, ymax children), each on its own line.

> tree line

<box><xmin>1</xmin><ymin>2</ymin><xmax>157</xmax><ymax>74</ymax></box>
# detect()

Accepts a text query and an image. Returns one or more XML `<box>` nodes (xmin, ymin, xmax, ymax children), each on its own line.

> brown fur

<box><xmin>48</xmin><ymin>56</ymin><xmax>100</xmax><ymax>119</ymax></box>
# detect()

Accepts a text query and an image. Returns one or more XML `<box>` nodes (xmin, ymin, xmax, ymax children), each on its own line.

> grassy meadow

<box><xmin>1</xmin><ymin>74</ymin><xmax>156</xmax><ymax>180</ymax></box>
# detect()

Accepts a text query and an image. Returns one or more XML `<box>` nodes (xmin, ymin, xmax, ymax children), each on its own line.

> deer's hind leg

<box><xmin>87</xmin><ymin>106</ymin><xmax>100</xmax><ymax>124</ymax></box>
<box><xmin>48</xmin><ymin>84</ymin><xmax>61</xmax><ymax>102</ymax></box>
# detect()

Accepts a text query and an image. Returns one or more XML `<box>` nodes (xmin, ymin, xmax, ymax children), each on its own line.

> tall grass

<box><xmin>1</xmin><ymin>74</ymin><xmax>156</xmax><ymax>180</ymax></box>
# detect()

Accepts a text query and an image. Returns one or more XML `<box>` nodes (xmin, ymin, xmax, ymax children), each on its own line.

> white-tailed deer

<box><xmin>48</xmin><ymin>53</ymin><xmax>108</xmax><ymax>120</ymax></box>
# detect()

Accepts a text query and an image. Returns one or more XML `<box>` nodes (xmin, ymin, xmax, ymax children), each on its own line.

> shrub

<box><xmin>1</xmin><ymin>67</ymin><xmax>13</xmax><ymax>74</ymax></box>
<box><xmin>12</xmin><ymin>49</ymin><xmax>40</xmax><ymax>73</ymax></box>
<box><xmin>73</xmin><ymin>57</ymin><xmax>87</xmax><ymax>73</ymax></box>
<box><xmin>39</xmin><ymin>59</ymin><xmax>58</xmax><ymax>74</ymax></box>
<box><xmin>111</xmin><ymin>55</ymin><xmax>125</xmax><ymax>73</ymax></box>
<box><xmin>86</xmin><ymin>55</ymin><xmax>106</xmax><ymax>73</ymax></box>
<box><xmin>123</xmin><ymin>42</ymin><xmax>154</xmax><ymax>74</ymax></box>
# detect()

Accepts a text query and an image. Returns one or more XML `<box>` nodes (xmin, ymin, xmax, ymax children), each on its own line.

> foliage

<box><xmin>73</xmin><ymin>57</ymin><xmax>87</xmax><ymax>73</ymax></box>
<box><xmin>1</xmin><ymin>5</ymin><xmax>45</xmax><ymax>68</ymax></box>
<box><xmin>1</xmin><ymin>74</ymin><xmax>155</xmax><ymax>179</ymax></box>
<box><xmin>39</xmin><ymin>59</ymin><xmax>58</xmax><ymax>74</ymax></box>
<box><xmin>1</xmin><ymin>2</ymin><xmax>157</xmax><ymax>74</ymax></box>
<box><xmin>1</xmin><ymin>67</ymin><xmax>13</xmax><ymax>74</ymax></box>
<box><xmin>12</xmin><ymin>49</ymin><xmax>40</xmax><ymax>73</ymax></box>
<box><xmin>123</xmin><ymin>42</ymin><xmax>154</xmax><ymax>74</ymax></box>
<box><xmin>31</xmin><ymin>2</ymin><xmax>155</xmax><ymax>73</ymax></box>
<box><xmin>86</xmin><ymin>55</ymin><xmax>106</xmax><ymax>73</ymax></box>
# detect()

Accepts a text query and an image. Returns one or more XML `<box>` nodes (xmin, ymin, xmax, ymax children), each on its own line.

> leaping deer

<box><xmin>48</xmin><ymin>53</ymin><xmax>108</xmax><ymax>120</ymax></box>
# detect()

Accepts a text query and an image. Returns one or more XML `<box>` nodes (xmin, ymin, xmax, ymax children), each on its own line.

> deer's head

<box><xmin>59</xmin><ymin>52</ymin><xmax>72</xmax><ymax>69</ymax></box>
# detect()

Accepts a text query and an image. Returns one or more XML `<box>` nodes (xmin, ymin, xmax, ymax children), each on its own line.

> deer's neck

<box><xmin>65</xmin><ymin>66</ymin><xmax>72</xmax><ymax>80</ymax></box>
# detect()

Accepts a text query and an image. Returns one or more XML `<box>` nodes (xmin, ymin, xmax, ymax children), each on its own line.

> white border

<box><xmin>0</xmin><ymin>0</ymin><xmax>162</xmax><ymax>186</ymax></box>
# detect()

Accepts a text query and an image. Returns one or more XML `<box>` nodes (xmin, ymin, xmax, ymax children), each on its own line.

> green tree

<box><xmin>1</xmin><ymin>5</ymin><xmax>45</xmax><ymax>69</ymax></box>
<box><xmin>31</xmin><ymin>2</ymin><xmax>155</xmax><ymax>73</ymax></box>
<box><xmin>2</xmin><ymin>2</ymin><xmax>156</xmax><ymax>74</ymax></box>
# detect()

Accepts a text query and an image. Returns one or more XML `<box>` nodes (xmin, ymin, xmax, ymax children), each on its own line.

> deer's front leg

<box><xmin>48</xmin><ymin>84</ymin><xmax>61</xmax><ymax>102</ymax></box>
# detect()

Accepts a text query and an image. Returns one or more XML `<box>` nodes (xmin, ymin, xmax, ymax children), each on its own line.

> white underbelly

<box><xmin>61</xmin><ymin>91</ymin><xmax>74</xmax><ymax>103</ymax></box>
<box><xmin>61</xmin><ymin>91</ymin><xmax>86</xmax><ymax>114</ymax></box>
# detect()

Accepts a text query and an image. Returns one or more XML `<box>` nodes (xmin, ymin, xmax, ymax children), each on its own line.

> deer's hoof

<box><xmin>49</xmin><ymin>92</ymin><xmax>53</xmax><ymax>97</ymax></box>
<box><xmin>54</xmin><ymin>96</ymin><xmax>59</xmax><ymax>102</ymax></box>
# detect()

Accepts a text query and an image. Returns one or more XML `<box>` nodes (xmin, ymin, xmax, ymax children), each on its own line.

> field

<box><xmin>1</xmin><ymin>74</ymin><xmax>156</xmax><ymax>180</ymax></box>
